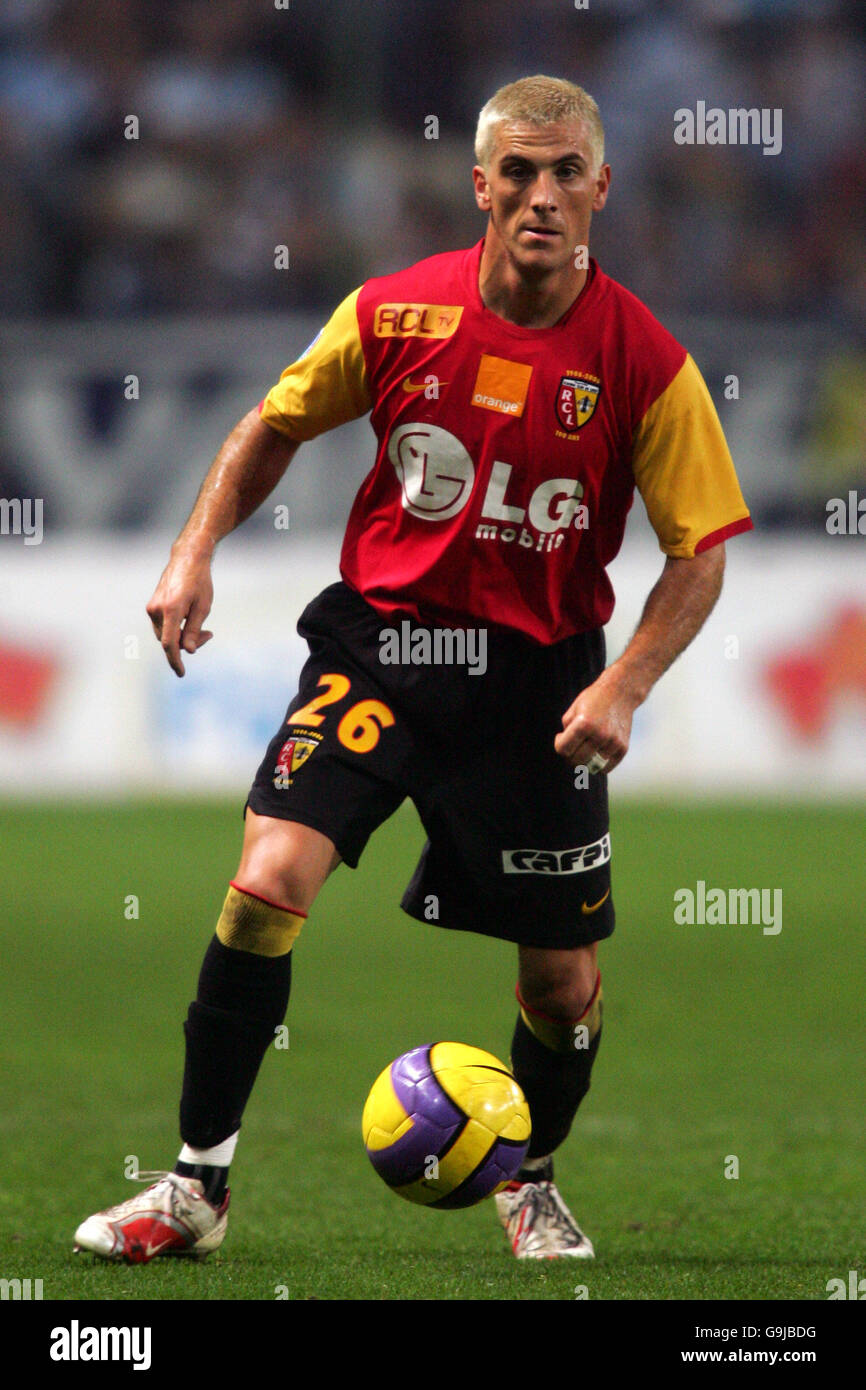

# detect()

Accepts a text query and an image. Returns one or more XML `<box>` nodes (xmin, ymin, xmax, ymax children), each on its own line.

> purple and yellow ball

<box><xmin>362</xmin><ymin>1042</ymin><xmax>531</xmax><ymax>1208</ymax></box>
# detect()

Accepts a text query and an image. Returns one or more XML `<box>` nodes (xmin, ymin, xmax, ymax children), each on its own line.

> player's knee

<box><xmin>237</xmin><ymin>813</ymin><xmax>339</xmax><ymax>915</ymax></box>
<box><xmin>233</xmin><ymin>855</ymin><xmax>315</xmax><ymax>919</ymax></box>
<box><xmin>518</xmin><ymin>946</ymin><xmax>599</xmax><ymax>1022</ymax></box>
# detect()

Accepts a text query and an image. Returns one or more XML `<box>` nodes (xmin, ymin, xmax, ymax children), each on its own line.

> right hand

<box><xmin>146</xmin><ymin>546</ymin><xmax>214</xmax><ymax>677</ymax></box>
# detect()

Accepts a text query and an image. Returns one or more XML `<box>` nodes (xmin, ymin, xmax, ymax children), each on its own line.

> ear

<box><xmin>472</xmin><ymin>165</ymin><xmax>491</xmax><ymax>212</ymax></box>
<box><xmin>592</xmin><ymin>163</ymin><xmax>612</xmax><ymax>213</ymax></box>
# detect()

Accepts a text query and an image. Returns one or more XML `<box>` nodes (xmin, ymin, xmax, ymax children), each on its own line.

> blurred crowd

<box><xmin>1</xmin><ymin>0</ymin><xmax>863</xmax><ymax>327</ymax></box>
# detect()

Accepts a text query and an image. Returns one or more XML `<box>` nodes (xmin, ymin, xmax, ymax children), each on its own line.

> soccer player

<box><xmin>75</xmin><ymin>76</ymin><xmax>751</xmax><ymax>1263</ymax></box>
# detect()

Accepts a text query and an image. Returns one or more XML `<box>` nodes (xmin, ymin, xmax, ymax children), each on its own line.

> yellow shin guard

<box><xmin>216</xmin><ymin>881</ymin><xmax>306</xmax><ymax>957</ymax></box>
<box><xmin>517</xmin><ymin>972</ymin><xmax>603</xmax><ymax>1054</ymax></box>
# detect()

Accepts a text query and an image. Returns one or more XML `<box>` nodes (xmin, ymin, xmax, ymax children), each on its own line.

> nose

<box><xmin>530</xmin><ymin>170</ymin><xmax>558</xmax><ymax>211</ymax></box>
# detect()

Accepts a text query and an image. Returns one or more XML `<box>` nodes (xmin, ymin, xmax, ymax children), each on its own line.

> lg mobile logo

<box><xmin>503</xmin><ymin>834</ymin><xmax>611</xmax><ymax>875</ymax></box>
<box><xmin>388</xmin><ymin>423</ymin><xmax>588</xmax><ymax>553</ymax></box>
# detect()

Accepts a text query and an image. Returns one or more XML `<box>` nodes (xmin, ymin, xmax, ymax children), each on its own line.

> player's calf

<box><xmin>510</xmin><ymin>969</ymin><xmax>603</xmax><ymax>1161</ymax></box>
<box><xmin>176</xmin><ymin>882</ymin><xmax>305</xmax><ymax>1203</ymax></box>
<box><xmin>74</xmin><ymin>881</ymin><xmax>306</xmax><ymax>1260</ymax></box>
<box><xmin>498</xmin><ymin>963</ymin><xmax>603</xmax><ymax>1258</ymax></box>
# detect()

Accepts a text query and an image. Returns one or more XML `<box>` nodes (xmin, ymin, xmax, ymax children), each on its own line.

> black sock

<box><xmin>178</xmin><ymin>935</ymin><xmax>293</xmax><ymax>1156</ymax></box>
<box><xmin>174</xmin><ymin>1160</ymin><xmax>230</xmax><ymax>1206</ymax></box>
<box><xmin>510</xmin><ymin>1011</ymin><xmax>602</xmax><ymax>1160</ymax></box>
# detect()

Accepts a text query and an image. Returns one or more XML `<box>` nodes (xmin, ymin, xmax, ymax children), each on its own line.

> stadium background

<box><xmin>1</xmin><ymin>0</ymin><xmax>865</xmax><ymax>1307</ymax></box>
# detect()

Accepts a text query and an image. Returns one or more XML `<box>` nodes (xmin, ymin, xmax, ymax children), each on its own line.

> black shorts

<box><xmin>247</xmin><ymin>582</ymin><xmax>615</xmax><ymax>949</ymax></box>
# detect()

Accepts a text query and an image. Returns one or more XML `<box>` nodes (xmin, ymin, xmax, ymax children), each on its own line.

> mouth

<box><xmin>520</xmin><ymin>226</ymin><xmax>561</xmax><ymax>244</ymax></box>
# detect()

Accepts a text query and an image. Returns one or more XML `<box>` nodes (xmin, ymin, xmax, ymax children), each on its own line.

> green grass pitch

<box><xmin>1</xmin><ymin>797</ymin><xmax>863</xmax><ymax>1302</ymax></box>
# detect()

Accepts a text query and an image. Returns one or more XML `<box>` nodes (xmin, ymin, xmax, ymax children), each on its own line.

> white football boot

<box><xmin>495</xmin><ymin>1162</ymin><xmax>594</xmax><ymax>1259</ymax></box>
<box><xmin>74</xmin><ymin>1171</ymin><xmax>229</xmax><ymax>1263</ymax></box>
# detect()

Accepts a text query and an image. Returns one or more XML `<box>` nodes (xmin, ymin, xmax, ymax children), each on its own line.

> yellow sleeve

<box><xmin>631</xmin><ymin>354</ymin><xmax>752</xmax><ymax>556</ymax></box>
<box><xmin>259</xmin><ymin>288</ymin><xmax>371</xmax><ymax>442</ymax></box>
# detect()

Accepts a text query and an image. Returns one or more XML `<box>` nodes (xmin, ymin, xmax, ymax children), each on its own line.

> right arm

<box><xmin>150</xmin><ymin>286</ymin><xmax>370</xmax><ymax>675</ymax></box>
<box><xmin>146</xmin><ymin>408</ymin><xmax>298</xmax><ymax>676</ymax></box>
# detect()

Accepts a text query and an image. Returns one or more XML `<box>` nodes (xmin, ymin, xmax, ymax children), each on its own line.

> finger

<box><xmin>555</xmin><ymin>727</ymin><xmax>585</xmax><ymax>761</ymax></box>
<box><xmin>145</xmin><ymin>600</ymin><xmax>163</xmax><ymax>640</ymax></box>
<box><xmin>555</xmin><ymin>723</ymin><xmax>624</xmax><ymax>770</ymax></box>
<box><xmin>554</xmin><ymin>715</ymin><xmax>601</xmax><ymax>763</ymax></box>
<box><xmin>159</xmin><ymin>612</ymin><xmax>185</xmax><ymax>677</ymax></box>
<box><xmin>180</xmin><ymin>594</ymin><xmax>213</xmax><ymax>653</ymax></box>
<box><xmin>181</xmin><ymin>624</ymin><xmax>213</xmax><ymax>654</ymax></box>
<box><xmin>591</xmin><ymin>746</ymin><xmax>624</xmax><ymax>775</ymax></box>
<box><xmin>586</xmin><ymin>736</ymin><xmax>626</xmax><ymax>773</ymax></box>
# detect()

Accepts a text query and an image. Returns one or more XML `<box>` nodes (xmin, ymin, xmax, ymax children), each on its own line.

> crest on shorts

<box><xmin>556</xmin><ymin>374</ymin><xmax>601</xmax><ymax>432</ymax></box>
<box><xmin>273</xmin><ymin>734</ymin><xmax>320</xmax><ymax>790</ymax></box>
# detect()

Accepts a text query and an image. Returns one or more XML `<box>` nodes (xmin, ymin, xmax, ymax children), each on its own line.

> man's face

<box><xmin>473</xmin><ymin>120</ymin><xmax>610</xmax><ymax>277</ymax></box>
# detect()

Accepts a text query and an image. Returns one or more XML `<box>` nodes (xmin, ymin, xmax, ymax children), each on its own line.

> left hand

<box><xmin>554</xmin><ymin>666</ymin><xmax>639</xmax><ymax>775</ymax></box>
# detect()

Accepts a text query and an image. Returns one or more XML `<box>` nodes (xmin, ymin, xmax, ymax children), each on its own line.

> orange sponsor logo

<box><xmin>374</xmin><ymin>304</ymin><xmax>464</xmax><ymax>338</ymax></box>
<box><xmin>471</xmin><ymin>354</ymin><xmax>533</xmax><ymax>418</ymax></box>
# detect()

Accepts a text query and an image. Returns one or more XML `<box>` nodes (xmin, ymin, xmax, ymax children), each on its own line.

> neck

<box><xmin>477</xmin><ymin>233</ymin><xmax>588</xmax><ymax>328</ymax></box>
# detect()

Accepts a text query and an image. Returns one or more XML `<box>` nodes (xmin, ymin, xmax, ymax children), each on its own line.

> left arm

<box><xmin>555</xmin><ymin>545</ymin><xmax>725</xmax><ymax>772</ymax></box>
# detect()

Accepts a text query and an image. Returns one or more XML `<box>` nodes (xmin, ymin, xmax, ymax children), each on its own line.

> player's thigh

<box><xmin>243</xmin><ymin>584</ymin><xmax>414</xmax><ymax>902</ymax></box>
<box><xmin>235</xmin><ymin>808</ymin><xmax>341</xmax><ymax>915</ymax></box>
<box><xmin>517</xmin><ymin>941</ymin><xmax>600</xmax><ymax>1020</ymax></box>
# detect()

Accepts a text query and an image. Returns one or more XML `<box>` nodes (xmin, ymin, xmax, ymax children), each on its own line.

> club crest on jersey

<box><xmin>273</xmin><ymin>732</ymin><xmax>321</xmax><ymax>790</ymax></box>
<box><xmin>556</xmin><ymin>374</ymin><xmax>601</xmax><ymax>432</ymax></box>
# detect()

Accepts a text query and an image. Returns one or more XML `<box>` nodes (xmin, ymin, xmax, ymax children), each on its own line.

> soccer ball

<box><xmin>361</xmin><ymin>1042</ymin><xmax>531</xmax><ymax>1208</ymax></box>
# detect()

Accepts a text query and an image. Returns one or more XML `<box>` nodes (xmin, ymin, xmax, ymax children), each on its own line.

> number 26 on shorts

<box><xmin>289</xmin><ymin>674</ymin><xmax>395</xmax><ymax>754</ymax></box>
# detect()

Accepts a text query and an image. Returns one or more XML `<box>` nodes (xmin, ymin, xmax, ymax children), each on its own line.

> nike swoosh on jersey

<box><xmin>402</xmin><ymin>377</ymin><xmax>449</xmax><ymax>393</ymax></box>
<box><xmin>581</xmin><ymin>888</ymin><xmax>610</xmax><ymax>915</ymax></box>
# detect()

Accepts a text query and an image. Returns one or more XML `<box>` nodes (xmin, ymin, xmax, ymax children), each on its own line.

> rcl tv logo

<box><xmin>388</xmin><ymin>423</ymin><xmax>587</xmax><ymax>553</ymax></box>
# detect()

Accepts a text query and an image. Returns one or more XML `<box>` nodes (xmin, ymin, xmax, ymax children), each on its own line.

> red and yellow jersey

<box><xmin>260</xmin><ymin>240</ymin><xmax>752</xmax><ymax>644</ymax></box>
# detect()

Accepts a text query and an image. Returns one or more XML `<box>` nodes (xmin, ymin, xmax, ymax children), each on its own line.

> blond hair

<box><xmin>475</xmin><ymin>75</ymin><xmax>604</xmax><ymax>172</ymax></box>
